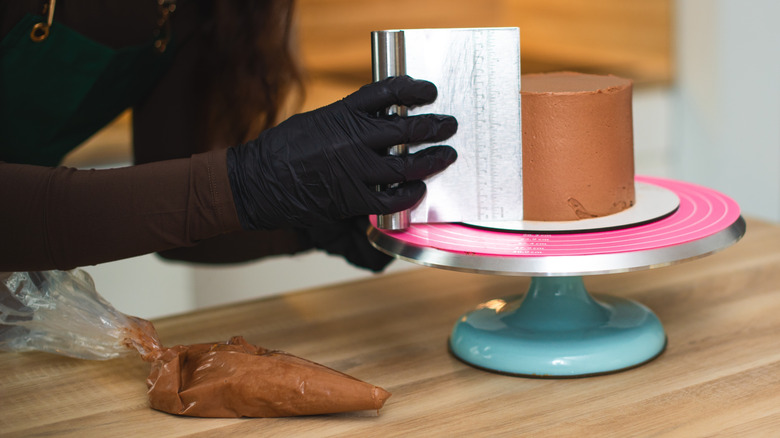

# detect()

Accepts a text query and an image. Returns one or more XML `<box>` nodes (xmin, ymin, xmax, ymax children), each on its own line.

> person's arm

<box><xmin>0</xmin><ymin>150</ymin><xmax>241</xmax><ymax>272</ymax></box>
<box><xmin>0</xmin><ymin>1</ymin><xmax>303</xmax><ymax>271</ymax></box>
<box><xmin>1</xmin><ymin>76</ymin><xmax>457</xmax><ymax>272</ymax></box>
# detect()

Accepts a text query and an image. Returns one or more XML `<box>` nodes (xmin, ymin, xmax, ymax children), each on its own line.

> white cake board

<box><xmin>463</xmin><ymin>182</ymin><xmax>680</xmax><ymax>233</ymax></box>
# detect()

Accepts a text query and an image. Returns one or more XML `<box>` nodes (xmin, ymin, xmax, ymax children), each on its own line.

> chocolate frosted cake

<box><xmin>521</xmin><ymin>72</ymin><xmax>636</xmax><ymax>221</ymax></box>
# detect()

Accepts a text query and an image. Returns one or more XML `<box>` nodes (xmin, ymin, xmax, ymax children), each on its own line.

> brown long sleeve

<box><xmin>0</xmin><ymin>150</ymin><xmax>245</xmax><ymax>271</ymax></box>
<box><xmin>1</xmin><ymin>1</ymin><xmax>314</xmax><ymax>271</ymax></box>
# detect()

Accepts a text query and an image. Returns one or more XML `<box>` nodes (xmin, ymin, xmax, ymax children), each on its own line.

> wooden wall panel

<box><xmin>504</xmin><ymin>0</ymin><xmax>672</xmax><ymax>83</ymax></box>
<box><xmin>296</xmin><ymin>0</ymin><xmax>672</xmax><ymax>110</ymax></box>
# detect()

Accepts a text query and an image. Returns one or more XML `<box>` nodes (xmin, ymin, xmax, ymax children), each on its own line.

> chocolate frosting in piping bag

<box><xmin>0</xmin><ymin>270</ymin><xmax>389</xmax><ymax>417</ymax></box>
<box><xmin>122</xmin><ymin>320</ymin><xmax>390</xmax><ymax>417</ymax></box>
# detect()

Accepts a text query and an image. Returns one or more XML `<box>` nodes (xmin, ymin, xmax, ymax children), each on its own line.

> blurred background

<box><xmin>62</xmin><ymin>0</ymin><xmax>780</xmax><ymax>319</ymax></box>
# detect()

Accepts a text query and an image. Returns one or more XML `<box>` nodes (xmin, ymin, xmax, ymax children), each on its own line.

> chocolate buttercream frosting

<box><xmin>521</xmin><ymin>72</ymin><xmax>636</xmax><ymax>221</ymax></box>
<box><xmin>121</xmin><ymin>319</ymin><xmax>391</xmax><ymax>417</ymax></box>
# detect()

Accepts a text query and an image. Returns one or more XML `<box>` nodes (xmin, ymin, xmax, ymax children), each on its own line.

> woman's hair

<box><xmin>196</xmin><ymin>0</ymin><xmax>303</xmax><ymax>149</ymax></box>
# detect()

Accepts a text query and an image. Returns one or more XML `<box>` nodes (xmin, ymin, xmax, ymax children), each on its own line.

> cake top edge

<box><xmin>521</xmin><ymin>71</ymin><xmax>632</xmax><ymax>94</ymax></box>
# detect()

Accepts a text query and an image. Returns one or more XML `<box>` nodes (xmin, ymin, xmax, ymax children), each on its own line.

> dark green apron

<box><xmin>0</xmin><ymin>14</ymin><xmax>175</xmax><ymax>166</ymax></box>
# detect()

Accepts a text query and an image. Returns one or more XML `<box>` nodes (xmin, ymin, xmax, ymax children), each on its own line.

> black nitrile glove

<box><xmin>296</xmin><ymin>216</ymin><xmax>393</xmax><ymax>273</ymax></box>
<box><xmin>226</xmin><ymin>75</ymin><xmax>458</xmax><ymax>230</ymax></box>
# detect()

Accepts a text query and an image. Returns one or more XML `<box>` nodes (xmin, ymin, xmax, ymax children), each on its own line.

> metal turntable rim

<box><xmin>368</xmin><ymin>176</ymin><xmax>746</xmax><ymax>276</ymax></box>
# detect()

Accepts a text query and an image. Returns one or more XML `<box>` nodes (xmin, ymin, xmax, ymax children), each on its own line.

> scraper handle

<box><xmin>372</xmin><ymin>30</ymin><xmax>410</xmax><ymax>230</ymax></box>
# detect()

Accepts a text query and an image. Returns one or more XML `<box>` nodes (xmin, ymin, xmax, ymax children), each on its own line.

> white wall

<box><xmin>673</xmin><ymin>0</ymin><xmax>780</xmax><ymax>223</ymax></box>
<box><xmin>80</xmin><ymin>255</ymin><xmax>194</xmax><ymax>319</ymax></box>
<box><xmin>635</xmin><ymin>86</ymin><xmax>674</xmax><ymax>178</ymax></box>
<box><xmin>81</xmin><ymin>251</ymin><xmax>416</xmax><ymax>319</ymax></box>
<box><xmin>190</xmin><ymin>252</ymin><xmax>415</xmax><ymax>309</ymax></box>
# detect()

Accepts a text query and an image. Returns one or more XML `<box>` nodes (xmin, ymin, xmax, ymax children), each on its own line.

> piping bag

<box><xmin>0</xmin><ymin>270</ymin><xmax>390</xmax><ymax>417</ymax></box>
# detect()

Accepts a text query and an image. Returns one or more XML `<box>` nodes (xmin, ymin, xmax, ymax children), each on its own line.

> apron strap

<box><xmin>30</xmin><ymin>0</ymin><xmax>56</xmax><ymax>42</ymax></box>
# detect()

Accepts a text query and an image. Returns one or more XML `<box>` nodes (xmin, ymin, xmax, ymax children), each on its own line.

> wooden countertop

<box><xmin>2</xmin><ymin>218</ymin><xmax>779</xmax><ymax>437</ymax></box>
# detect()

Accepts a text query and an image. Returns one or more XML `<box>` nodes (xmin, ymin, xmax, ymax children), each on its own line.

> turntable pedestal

<box><xmin>369</xmin><ymin>176</ymin><xmax>745</xmax><ymax>377</ymax></box>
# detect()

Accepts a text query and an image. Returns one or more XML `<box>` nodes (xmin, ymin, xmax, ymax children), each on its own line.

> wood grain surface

<box><xmin>2</xmin><ymin>218</ymin><xmax>779</xmax><ymax>437</ymax></box>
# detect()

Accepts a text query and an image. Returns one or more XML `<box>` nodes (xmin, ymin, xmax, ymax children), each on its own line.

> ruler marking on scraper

<box><xmin>473</xmin><ymin>29</ymin><xmax>491</xmax><ymax>220</ymax></box>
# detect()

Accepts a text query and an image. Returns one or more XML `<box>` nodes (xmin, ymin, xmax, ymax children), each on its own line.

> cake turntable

<box><xmin>368</xmin><ymin>176</ymin><xmax>745</xmax><ymax>377</ymax></box>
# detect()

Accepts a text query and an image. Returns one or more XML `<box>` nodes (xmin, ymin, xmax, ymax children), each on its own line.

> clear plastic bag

<box><xmin>0</xmin><ymin>270</ymin><xmax>391</xmax><ymax>417</ymax></box>
<box><xmin>0</xmin><ymin>269</ymin><xmax>160</xmax><ymax>360</ymax></box>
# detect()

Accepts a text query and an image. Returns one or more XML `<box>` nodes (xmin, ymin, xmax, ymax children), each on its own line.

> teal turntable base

<box><xmin>449</xmin><ymin>276</ymin><xmax>666</xmax><ymax>377</ymax></box>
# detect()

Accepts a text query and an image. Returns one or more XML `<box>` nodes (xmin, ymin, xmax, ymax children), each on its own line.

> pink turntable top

<box><xmin>369</xmin><ymin>176</ymin><xmax>745</xmax><ymax>275</ymax></box>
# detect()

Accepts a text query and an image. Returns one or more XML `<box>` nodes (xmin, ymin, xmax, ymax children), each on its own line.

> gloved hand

<box><xmin>296</xmin><ymin>217</ymin><xmax>393</xmax><ymax>273</ymax></box>
<box><xmin>227</xmin><ymin>75</ymin><xmax>458</xmax><ymax>230</ymax></box>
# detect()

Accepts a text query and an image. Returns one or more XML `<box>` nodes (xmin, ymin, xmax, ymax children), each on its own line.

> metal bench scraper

<box><xmin>372</xmin><ymin>27</ymin><xmax>523</xmax><ymax>230</ymax></box>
